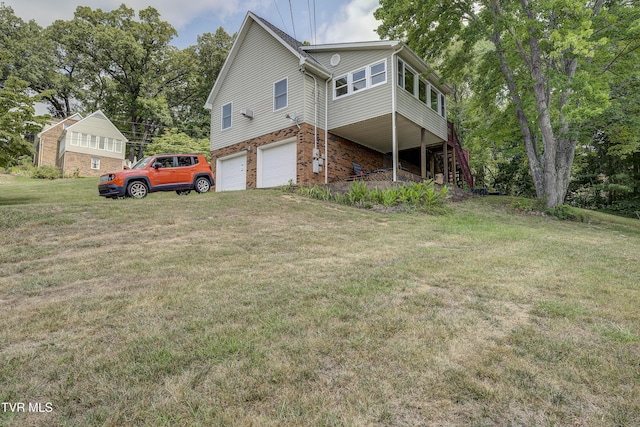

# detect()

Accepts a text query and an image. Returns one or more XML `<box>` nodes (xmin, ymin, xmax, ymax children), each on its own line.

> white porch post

<box><xmin>391</xmin><ymin>47</ymin><xmax>402</xmax><ymax>183</ymax></box>
<box><xmin>421</xmin><ymin>128</ymin><xmax>426</xmax><ymax>179</ymax></box>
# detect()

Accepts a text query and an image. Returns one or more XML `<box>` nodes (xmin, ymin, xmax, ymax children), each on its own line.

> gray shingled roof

<box><xmin>252</xmin><ymin>14</ymin><xmax>322</xmax><ymax>64</ymax></box>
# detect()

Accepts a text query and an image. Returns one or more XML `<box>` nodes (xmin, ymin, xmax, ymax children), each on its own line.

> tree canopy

<box><xmin>0</xmin><ymin>3</ymin><xmax>232</xmax><ymax>163</ymax></box>
<box><xmin>375</xmin><ymin>0</ymin><xmax>640</xmax><ymax>208</ymax></box>
<box><xmin>0</xmin><ymin>76</ymin><xmax>50</xmax><ymax>167</ymax></box>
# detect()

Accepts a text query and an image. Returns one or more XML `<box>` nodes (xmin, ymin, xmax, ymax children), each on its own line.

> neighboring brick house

<box><xmin>34</xmin><ymin>111</ymin><xmax>127</xmax><ymax>177</ymax></box>
<box><xmin>205</xmin><ymin>11</ymin><xmax>472</xmax><ymax>191</ymax></box>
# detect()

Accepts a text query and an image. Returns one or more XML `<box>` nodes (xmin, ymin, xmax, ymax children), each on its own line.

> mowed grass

<box><xmin>1</xmin><ymin>173</ymin><xmax>639</xmax><ymax>426</ymax></box>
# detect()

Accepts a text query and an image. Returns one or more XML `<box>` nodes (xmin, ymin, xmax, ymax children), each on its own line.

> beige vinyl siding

<box><xmin>210</xmin><ymin>21</ymin><xmax>306</xmax><ymax>151</ymax></box>
<box><xmin>302</xmin><ymin>72</ymin><xmax>326</xmax><ymax>133</ymax></box>
<box><xmin>396</xmin><ymin>89</ymin><xmax>448</xmax><ymax>141</ymax></box>
<box><xmin>314</xmin><ymin>50</ymin><xmax>393</xmax><ymax>130</ymax></box>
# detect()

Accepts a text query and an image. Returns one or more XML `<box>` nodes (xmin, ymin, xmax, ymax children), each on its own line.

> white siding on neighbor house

<box><xmin>64</xmin><ymin>114</ymin><xmax>127</xmax><ymax>159</ymax></box>
<box><xmin>210</xmin><ymin>21</ymin><xmax>306</xmax><ymax>151</ymax></box>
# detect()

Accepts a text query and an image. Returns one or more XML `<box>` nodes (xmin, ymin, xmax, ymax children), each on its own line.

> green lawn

<box><xmin>1</xmin><ymin>174</ymin><xmax>639</xmax><ymax>426</ymax></box>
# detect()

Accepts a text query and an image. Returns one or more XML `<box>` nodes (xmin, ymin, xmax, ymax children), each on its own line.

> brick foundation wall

<box><xmin>211</xmin><ymin>124</ymin><xmax>386</xmax><ymax>190</ymax></box>
<box><xmin>62</xmin><ymin>152</ymin><xmax>122</xmax><ymax>177</ymax></box>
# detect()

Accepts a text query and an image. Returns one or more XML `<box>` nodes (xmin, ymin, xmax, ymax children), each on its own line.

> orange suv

<box><xmin>98</xmin><ymin>154</ymin><xmax>214</xmax><ymax>199</ymax></box>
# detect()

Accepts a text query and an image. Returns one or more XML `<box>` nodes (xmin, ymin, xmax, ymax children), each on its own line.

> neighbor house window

<box><xmin>222</xmin><ymin>102</ymin><xmax>232</xmax><ymax>130</ymax></box>
<box><xmin>99</xmin><ymin>137</ymin><xmax>106</xmax><ymax>150</ymax></box>
<box><xmin>91</xmin><ymin>158</ymin><xmax>100</xmax><ymax>170</ymax></box>
<box><xmin>90</xmin><ymin>135</ymin><xmax>97</xmax><ymax>149</ymax></box>
<box><xmin>440</xmin><ymin>94</ymin><xmax>446</xmax><ymax>117</ymax></box>
<box><xmin>274</xmin><ymin>78</ymin><xmax>288</xmax><ymax>111</ymax></box>
<box><xmin>80</xmin><ymin>133</ymin><xmax>89</xmax><ymax>147</ymax></box>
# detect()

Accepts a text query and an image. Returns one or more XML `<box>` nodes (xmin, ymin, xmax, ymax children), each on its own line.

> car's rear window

<box><xmin>177</xmin><ymin>156</ymin><xmax>193</xmax><ymax>167</ymax></box>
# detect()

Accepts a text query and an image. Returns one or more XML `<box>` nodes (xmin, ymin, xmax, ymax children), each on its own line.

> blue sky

<box><xmin>6</xmin><ymin>0</ymin><xmax>383</xmax><ymax>49</ymax></box>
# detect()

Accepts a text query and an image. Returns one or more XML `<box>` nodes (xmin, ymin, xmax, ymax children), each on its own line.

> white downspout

<box><xmin>391</xmin><ymin>45</ymin><xmax>404</xmax><ymax>183</ymax></box>
<box><xmin>302</xmin><ymin>71</ymin><xmax>319</xmax><ymax>151</ymax></box>
<box><xmin>324</xmin><ymin>76</ymin><xmax>331</xmax><ymax>184</ymax></box>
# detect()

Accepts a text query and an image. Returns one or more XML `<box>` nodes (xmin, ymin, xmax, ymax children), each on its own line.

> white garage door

<box><xmin>217</xmin><ymin>153</ymin><xmax>246</xmax><ymax>191</ymax></box>
<box><xmin>258</xmin><ymin>140</ymin><xmax>297</xmax><ymax>188</ymax></box>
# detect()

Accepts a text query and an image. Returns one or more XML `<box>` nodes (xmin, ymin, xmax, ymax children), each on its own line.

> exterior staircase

<box><xmin>448</xmin><ymin>122</ymin><xmax>474</xmax><ymax>189</ymax></box>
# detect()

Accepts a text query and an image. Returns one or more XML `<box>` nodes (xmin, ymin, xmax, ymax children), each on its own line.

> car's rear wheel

<box><xmin>176</xmin><ymin>190</ymin><xmax>191</xmax><ymax>195</ymax></box>
<box><xmin>127</xmin><ymin>181</ymin><xmax>148</xmax><ymax>198</ymax></box>
<box><xmin>195</xmin><ymin>177</ymin><xmax>211</xmax><ymax>193</ymax></box>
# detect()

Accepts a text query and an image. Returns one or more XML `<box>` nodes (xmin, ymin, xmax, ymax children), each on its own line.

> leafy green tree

<box><xmin>58</xmin><ymin>5</ymin><xmax>189</xmax><ymax>159</ymax></box>
<box><xmin>376</xmin><ymin>0</ymin><xmax>639</xmax><ymax>207</ymax></box>
<box><xmin>0</xmin><ymin>76</ymin><xmax>50</xmax><ymax>167</ymax></box>
<box><xmin>171</xmin><ymin>28</ymin><xmax>234</xmax><ymax>138</ymax></box>
<box><xmin>0</xmin><ymin>4</ymin><xmax>45</xmax><ymax>84</ymax></box>
<box><xmin>143</xmin><ymin>129</ymin><xmax>209</xmax><ymax>160</ymax></box>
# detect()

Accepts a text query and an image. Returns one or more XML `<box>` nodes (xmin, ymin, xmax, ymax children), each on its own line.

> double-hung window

<box><xmin>91</xmin><ymin>158</ymin><xmax>100</xmax><ymax>170</ymax></box>
<box><xmin>352</xmin><ymin>69</ymin><xmax>366</xmax><ymax>92</ymax></box>
<box><xmin>397</xmin><ymin>59</ymin><xmax>405</xmax><ymax>89</ymax></box>
<box><xmin>398</xmin><ymin>57</ymin><xmax>447</xmax><ymax>118</ymax></box>
<box><xmin>274</xmin><ymin>78</ymin><xmax>288</xmax><ymax>111</ymax></box>
<box><xmin>334</xmin><ymin>59</ymin><xmax>387</xmax><ymax>99</ymax></box>
<box><xmin>335</xmin><ymin>76</ymin><xmax>348</xmax><ymax>97</ymax></box>
<box><xmin>430</xmin><ymin>87</ymin><xmax>438</xmax><ymax>112</ymax></box>
<box><xmin>419</xmin><ymin>80</ymin><xmax>427</xmax><ymax>104</ymax></box>
<box><xmin>370</xmin><ymin>61</ymin><xmax>386</xmax><ymax>86</ymax></box>
<box><xmin>222</xmin><ymin>102</ymin><xmax>232</xmax><ymax>130</ymax></box>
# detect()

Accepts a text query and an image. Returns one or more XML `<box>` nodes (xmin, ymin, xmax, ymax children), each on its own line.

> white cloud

<box><xmin>316</xmin><ymin>0</ymin><xmax>381</xmax><ymax>44</ymax></box>
<box><xmin>4</xmin><ymin>0</ymin><xmax>250</xmax><ymax>28</ymax></box>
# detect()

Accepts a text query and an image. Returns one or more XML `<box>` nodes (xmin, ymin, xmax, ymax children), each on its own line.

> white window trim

<box><xmin>369</xmin><ymin>60</ymin><xmax>387</xmax><ymax>88</ymax></box>
<box><xmin>399</xmin><ymin>57</ymin><xmax>446</xmax><ymax>118</ymax></box>
<box><xmin>91</xmin><ymin>157</ymin><xmax>100</xmax><ymax>170</ymax></box>
<box><xmin>333</xmin><ymin>59</ymin><xmax>388</xmax><ymax>100</ymax></box>
<box><xmin>273</xmin><ymin>78</ymin><xmax>288</xmax><ymax>112</ymax></box>
<box><xmin>334</xmin><ymin>74</ymin><xmax>348</xmax><ymax>98</ymax></box>
<box><xmin>221</xmin><ymin>102</ymin><xmax>232</xmax><ymax>131</ymax></box>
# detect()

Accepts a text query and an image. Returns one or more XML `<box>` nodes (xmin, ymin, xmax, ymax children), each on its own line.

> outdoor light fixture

<box><xmin>285</xmin><ymin>112</ymin><xmax>300</xmax><ymax>129</ymax></box>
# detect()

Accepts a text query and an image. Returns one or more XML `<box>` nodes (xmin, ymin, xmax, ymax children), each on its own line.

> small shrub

<box><xmin>346</xmin><ymin>181</ymin><xmax>370</xmax><ymax>207</ymax></box>
<box><xmin>32</xmin><ymin>166</ymin><xmax>63</xmax><ymax>180</ymax></box>
<box><xmin>547</xmin><ymin>204</ymin><xmax>588</xmax><ymax>222</ymax></box>
<box><xmin>298</xmin><ymin>185</ymin><xmax>331</xmax><ymax>201</ymax></box>
<box><xmin>296</xmin><ymin>180</ymin><xmax>449</xmax><ymax>214</ymax></box>
<box><xmin>8</xmin><ymin>155</ymin><xmax>35</xmax><ymax>176</ymax></box>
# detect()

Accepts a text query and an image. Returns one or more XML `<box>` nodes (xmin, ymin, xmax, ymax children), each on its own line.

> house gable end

<box><xmin>65</xmin><ymin>110</ymin><xmax>128</xmax><ymax>142</ymax></box>
<box><xmin>205</xmin><ymin>12</ymin><xmax>328</xmax><ymax>109</ymax></box>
